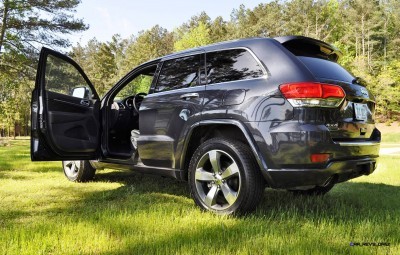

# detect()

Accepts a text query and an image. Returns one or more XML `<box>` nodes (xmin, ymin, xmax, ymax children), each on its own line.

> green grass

<box><xmin>381</xmin><ymin>132</ymin><xmax>400</xmax><ymax>143</ymax></box>
<box><xmin>0</xmin><ymin>139</ymin><xmax>399</xmax><ymax>255</ymax></box>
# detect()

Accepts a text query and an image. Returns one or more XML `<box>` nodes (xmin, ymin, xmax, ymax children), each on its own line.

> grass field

<box><xmin>382</xmin><ymin>132</ymin><xmax>400</xmax><ymax>143</ymax></box>
<box><xmin>0</xmin><ymin>139</ymin><xmax>399</xmax><ymax>255</ymax></box>
<box><xmin>378</xmin><ymin>122</ymin><xmax>400</xmax><ymax>143</ymax></box>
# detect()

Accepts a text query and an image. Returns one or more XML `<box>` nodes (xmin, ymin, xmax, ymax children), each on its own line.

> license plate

<box><xmin>354</xmin><ymin>103</ymin><xmax>368</xmax><ymax>121</ymax></box>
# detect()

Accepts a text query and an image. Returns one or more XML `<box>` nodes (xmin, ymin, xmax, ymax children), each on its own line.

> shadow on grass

<box><xmin>2</xmin><ymin>139</ymin><xmax>398</xmax><ymax>253</ymax></box>
<box><xmin>94</xmin><ymin>170</ymin><xmax>189</xmax><ymax>197</ymax></box>
<box><xmin>84</xmin><ymin>173</ymin><xmax>400</xmax><ymax>254</ymax></box>
<box><xmin>99</xmin><ymin>180</ymin><xmax>399</xmax><ymax>254</ymax></box>
<box><xmin>4</xmin><ymin>168</ymin><xmax>398</xmax><ymax>254</ymax></box>
<box><xmin>256</xmin><ymin>182</ymin><xmax>400</xmax><ymax>219</ymax></box>
<box><xmin>0</xmin><ymin>172</ymin><xmax>29</xmax><ymax>180</ymax></box>
<box><xmin>92</xmin><ymin>170</ymin><xmax>400</xmax><ymax>218</ymax></box>
<box><xmin>0</xmin><ymin>158</ymin><xmax>13</xmax><ymax>172</ymax></box>
<box><xmin>94</xmin><ymin>170</ymin><xmax>400</xmax><ymax>210</ymax></box>
<box><xmin>0</xmin><ymin>209</ymin><xmax>31</xmax><ymax>228</ymax></box>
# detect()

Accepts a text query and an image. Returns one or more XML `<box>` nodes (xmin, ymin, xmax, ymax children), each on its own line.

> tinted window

<box><xmin>206</xmin><ymin>49</ymin><xmax>264</xmax><ymax>84</ymax></box>
<box><xmin>155</xmin><ymin>54</ymin><xmax>201</xmax><ymax>93</ymax></box>
<box><xmin>281</xmin><ymin>40</ymin><xmax>339</xmax><ymax>61</ymax></box>
<box><xmin>298</xmin><ymin>56</ymin><xmax>355</xmax><ymax>82</ymax></box>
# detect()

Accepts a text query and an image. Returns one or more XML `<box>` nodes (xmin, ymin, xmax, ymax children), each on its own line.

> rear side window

<box><xmin>298</xmin><ymin>56</ymin><xmax>354</xmax><ymax>82</ymax></box>
<box><xmin>206</xmin><ymin>49</ymin><xmax>264</xmax><ymax>85</ymax></box>
<box><xmin>155</xmin><ymin>54</ymin><xmax>201</xmax><ymax>93</ymax></box>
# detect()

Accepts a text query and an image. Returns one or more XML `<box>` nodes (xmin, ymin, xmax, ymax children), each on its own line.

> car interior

<box><xmin>105</xmin><ymin>65</ymin><xmax>157</xmax><ymax>159</ymax></box>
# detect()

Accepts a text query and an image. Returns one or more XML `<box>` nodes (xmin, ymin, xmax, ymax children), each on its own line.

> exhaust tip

<box><xmin>322</xmin><ymin>175</ymin><xmax>338</xmax><ymax>187</ymax></box>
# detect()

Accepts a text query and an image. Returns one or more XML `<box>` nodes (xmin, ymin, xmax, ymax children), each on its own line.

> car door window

<box><xmin>116</xmin><ymin>74</ymin><xmax>154</xmax><ymax>100</ymax></box>
<box><xmin>45</xmin><ymin>54</ymin><xmax>93</xmax><ymax>99</ymax></box>
<box><xmin>206</xmin><ymin>49</ymin><xmax>264</xmax><ymax>85</ymax></box>
<box><xmin>155</xmin><ymin>54</ymin><xmax>201</xmax><ymax>93</ymax></box>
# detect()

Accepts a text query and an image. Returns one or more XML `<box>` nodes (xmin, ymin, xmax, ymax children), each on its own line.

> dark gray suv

<box><xmin>31</xmin><ymin>36</ymin><xmax>380</xmax><ymax>214</ymax></box>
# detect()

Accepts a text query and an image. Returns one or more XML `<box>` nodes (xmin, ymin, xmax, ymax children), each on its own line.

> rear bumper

<box><xmin>243</xmin><ymin>121</ymin><xmax>381</xmax><ymax>187</ymax></box>
<box><xmin>267</xmin><ymin>157</ymin><xmax>378</xmax><ymax>189</ymax></box>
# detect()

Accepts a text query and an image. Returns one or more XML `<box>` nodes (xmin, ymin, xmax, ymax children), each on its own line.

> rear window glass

<box><xmin>206</xmin><ymin>49</ymin><xmax>264</xmax><ymax>84</ymax></box>
<box><xmin>298</xmin><ymin>56</ymin><xmax>354</xmax><ymax>82</ymax></box>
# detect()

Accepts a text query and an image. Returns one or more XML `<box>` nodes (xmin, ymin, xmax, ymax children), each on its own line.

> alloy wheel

<box><xmin>194</xmin><ymin>149</ymin><xmax>241</xmax><ymax>210</ymax></box>
<box><xmin>63</xmin><ymin>160</ymin><xmax>81</xmax><ymax>178</ymax></box>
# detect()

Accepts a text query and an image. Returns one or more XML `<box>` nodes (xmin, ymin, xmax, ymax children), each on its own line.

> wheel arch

<box><xmin>180</xmin><ymin>119</ymin><xmax>273</xmax><ymax>185</ymax></box>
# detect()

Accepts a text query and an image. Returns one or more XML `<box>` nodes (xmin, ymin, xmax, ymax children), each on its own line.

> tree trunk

<box><xmin>356</xmin><ymin>36</ymin><xmax>358</xmax><ymax>58</ymax></box>
<box><xmin>383</xmin><ymin>16</ymin><xmax>388</xmax><ymax>70</ymax></box>
<box><xmin>0</xmin><ymin>0</ymin><xmax>10</xmax><ymax>53</ymax></box>
<box><xmin>13</xmin><ymin>122</ymin><xmax>16</xmax><ymax>139</ymax></box>
<box><xmin>367</xmin><ymin>32</ymin><xmax>370</xmax><ymax>67</ymax></box>
<box><xmin>25</xmin><ymin>114</ymin><xmax>29</xmax><ymax>136</ymax></box>
<box><xmin>361</xmin><ymin>15</ymin><xmax>365</xmax><ymax>57</ymax></box>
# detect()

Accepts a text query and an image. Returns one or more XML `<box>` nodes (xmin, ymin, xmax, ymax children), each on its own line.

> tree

<box><xmin>209</xmin><ymin>16</ymin><xmax>229</xmax><ymax>43</ymax></box>
<box><xmin>0</xmin><ymin>0</ymin><xmax>88</xmax><ymax>93</ymax></box>
<box><xmin>122</xmin><ymin>25</ymin><xmax>174</xmax><ymax>74</ymax></box>
<box><xmin>70</xmin><ymin>26</ymin><xmax>173</xmax><ymax>97</ymax></box>
<box><xmin>0</xmin><ymin>0</ymin><xmax>87</xmax><ymax>137</ymax></box>
<box><xmin>375</xmin><ymin>60</ymin><xmax>400</xmax><ymax>121</ymax></box>
<box><xmin>250</xmin><ymin>1</ymin><xmax>285</xmax><ymax>38</ymax></box>
<box><xmin>2</xmin><ymin>0</ymin><xmax>400</xmax><ymax>136</ymax></box>
<box><xmin>174</xmin><ymin>22</ymin><xmax>211</xmax><ymax>51</ymax></box>
<box><xmin>71</xmin><ymin>39</ymin><xmax>117</xmax><ymax>96</ymax></box>
<box><xmin>0</xmin><ymin>0</ymin><xmax>87</xmax><ymax>55</ymax></box>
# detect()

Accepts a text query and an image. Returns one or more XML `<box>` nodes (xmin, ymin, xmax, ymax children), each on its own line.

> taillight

<box><xmin>310</xmin><ymin>153</ymin><xmax>331</xmax><ymax>163</ymax></box>
<box><xmin>279</xmin><ymin>82</ymin><xmax>345</xmax><ymax>107</ymax></box>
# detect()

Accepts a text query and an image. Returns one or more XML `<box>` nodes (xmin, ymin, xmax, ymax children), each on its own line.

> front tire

<box><xmin>62</xmin><ymin>160</ymin><xmax>96</xmax><ymax>182</ymax></box>
<box><xmin>188</xmin><ymin>138</ymin><xmax>265</xmax><ymax>214</ymax></box>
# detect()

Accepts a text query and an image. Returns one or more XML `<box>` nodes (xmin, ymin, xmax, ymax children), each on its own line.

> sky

<box><xmin>69</xmin><ymin>0</ymin><xmax>265</xmax><ymax>46</ymax></box>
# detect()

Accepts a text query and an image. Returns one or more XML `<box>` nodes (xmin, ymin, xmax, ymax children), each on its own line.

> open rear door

<box><xmin>31</xmin><ymin>47</ymin><xmax>100</xmax><ymax>161</ymax></box>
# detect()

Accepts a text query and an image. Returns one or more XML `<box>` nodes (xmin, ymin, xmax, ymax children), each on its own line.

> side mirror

<box><xmin>71</xmin><ymin>87</ymin><xmax>89</xmax><ymax>99</ymax></box>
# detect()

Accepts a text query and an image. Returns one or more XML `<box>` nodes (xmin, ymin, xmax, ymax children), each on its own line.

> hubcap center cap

<box><xmin>215</xmin><ymin>174</ymin><xmax>223</xmax><ymax>185</ymax></box>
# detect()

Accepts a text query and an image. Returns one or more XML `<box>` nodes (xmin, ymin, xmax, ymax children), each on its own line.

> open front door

<box><xmin>31</xmin><ymin>47</ymin><xmax>100</xmax><ymax>161</ymax></box>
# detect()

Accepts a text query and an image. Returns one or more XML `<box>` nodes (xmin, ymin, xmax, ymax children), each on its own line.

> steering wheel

<box><xmin>133</xmin><ymin>92</ymin><xmax>147</xmax><ymax>113</ymax></box>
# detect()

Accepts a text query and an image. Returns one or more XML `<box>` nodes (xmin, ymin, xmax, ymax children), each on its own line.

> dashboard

<box><xmin>112</xmin><ymin>95</ymin><xmax>144</xmax><ymax>111</ymax></box>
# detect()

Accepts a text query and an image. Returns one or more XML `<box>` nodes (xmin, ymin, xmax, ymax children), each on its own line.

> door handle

<box><xmin>180</xmin><ymin>93</ymin><xmax>199</xmax><ymax>100</ymax></box>
<box><xmin>80</xmin><ymin>99</ymin><xmax>90</xmax><ymax>106</ymax></box>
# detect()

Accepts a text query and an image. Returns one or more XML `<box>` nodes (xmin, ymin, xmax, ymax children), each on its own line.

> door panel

<box><xmin>138</xmin><ymin>52</ymin><xmax>205</xmax><ymax>168</ymax></box>
<box><xmin>46</xmin><ymin>91</ymin><xmax>99</xmax><ymax>153</ymax></box>
<box><xmin>138</xmin><ymin>86</ymin><xmax>204</xmax><ymax>168</ymax></box>
<box><xmin>31</xmin><ymin>47</ymin><xmax>100</xmax><ymax>161</ymax></box>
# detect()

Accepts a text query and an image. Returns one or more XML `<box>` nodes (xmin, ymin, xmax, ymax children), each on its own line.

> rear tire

<box><xmin>62</xmin><ymin>160</ymin><xmax>96</xmax><ymax>182</ymax></box>
<box><xmin>188</xmin><ymin>137</ymin><xmax>265</xmax><ymax>215</ymax></box>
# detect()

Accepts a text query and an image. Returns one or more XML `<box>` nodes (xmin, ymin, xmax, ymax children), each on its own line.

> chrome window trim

<box><xmin>204</xmin><ymin>46</ymin><xmax>268</xmax><ymax>77</ymax></box>
<box><xmin>200</xmin><ymin>76</ymin><xmax>268</xmax><ymax>87</ymax></box>
<box><xmin>161</xmin><ymin>50</ymin><xmax>205</xmax><ymax>61</ymax></box>
<box><xmin>153</xmin><ymin>46</ymin><xmax>270</xmax><ymax>93</ymax></box>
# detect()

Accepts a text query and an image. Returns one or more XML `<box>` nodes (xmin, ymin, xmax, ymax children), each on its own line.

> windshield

<box><xmin>115</xmin><ymin>74</ymin><xmax>153</xmax><ymax>101</ymax></box>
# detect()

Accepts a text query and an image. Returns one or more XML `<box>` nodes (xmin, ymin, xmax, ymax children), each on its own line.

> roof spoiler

<box><xmin>274</xmin><ymin>36</ymin><xmax>342</xmax><ymax>62</ymax></box>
